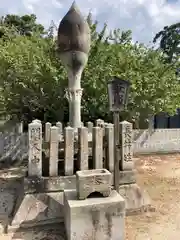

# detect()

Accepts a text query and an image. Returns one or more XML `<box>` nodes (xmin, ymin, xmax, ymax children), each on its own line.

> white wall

<box><xmin>133</xmin><ymin>129</ymin><xmax>180</xmax><ymax>154</ymax></box>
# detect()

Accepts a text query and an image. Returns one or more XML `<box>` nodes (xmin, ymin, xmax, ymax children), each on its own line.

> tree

<box><xmin>82</xmin><ymin>37</ymin><xmax>180</xmax><ymax>124</ymax></box>
<box><xmin>46</xmin><ymin>20</ymin><xmax>57</xmax><ymax>39</ymax></box>
<box><xmin>153</xmin><ymin>22</ymin><xmax>180</xmax><ymax>63</ymax></box>
<box><xmin>0</xmin><ymin>34</ymin><xmax>67</xmax><ymax>124</ymax></box>
<box><xmin>0</xmin><ymin>15</ymin><xmax>179</xmax><ymax>127</ymax></box>
<box><xmin>81</xmin><ymin>18</ymin><xmax>180</xmax><ymax>124</ymax></box>
<box><xmin>0</xmin><ymin>14</ymin><xmax>45</xmax><ymax>38</ymax></box>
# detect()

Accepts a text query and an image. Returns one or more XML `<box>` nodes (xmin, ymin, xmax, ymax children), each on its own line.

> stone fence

<box><xmin>1</xmin><ymin>119</ymin><xmax>180</xmax><ymax>166</ymax></box>
<box><xmin>28</xmin><ymin>119</ymin><xmax>133</xmax><ymax>177</ymax></box>
<box><xmin>44</xmin><ymin>119</ymin><xmax>180</xmax><ymax>155</ymax></box>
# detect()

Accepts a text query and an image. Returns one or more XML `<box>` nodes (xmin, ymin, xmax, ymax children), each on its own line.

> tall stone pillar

<box><xmin>57</xmin><ymin>1</ymin><xmax>91</xmax><ymax>130</ymax></box>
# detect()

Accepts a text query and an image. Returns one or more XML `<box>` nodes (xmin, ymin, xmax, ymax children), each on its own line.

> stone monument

<box><xmin>57</xmin><ymin>1</ymin><xmax>91</xmax><ymax>130</ymax></box>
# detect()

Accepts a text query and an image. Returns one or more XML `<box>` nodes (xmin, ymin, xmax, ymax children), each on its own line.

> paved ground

<box><xmin>1</xmin><ymin>153</ymin><xmax>180</xmax><ymax>239</ymax></box>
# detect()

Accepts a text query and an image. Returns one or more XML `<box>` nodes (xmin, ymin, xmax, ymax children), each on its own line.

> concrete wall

<box><xmin>133</xmin><ymin>129</ymin><xmax>180</xmax><ymax>154</ymax></box>
<box><xmin>0</xmin><ymin>121</ymin><xmax>27</xmax><ymax>163</ymax></box>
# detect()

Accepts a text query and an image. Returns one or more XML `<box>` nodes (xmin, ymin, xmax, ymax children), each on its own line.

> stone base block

<box><xmin>0</xmin><ymin>175</ymin><xmax>24</xmax><ymax>233</ymax></box>
<box><xmin>10</xmin><ymin>192</ymin><xmax>64</xmax><ymax>229</ymax></box>
<box><xmin>119</xmin><ymin>183</ymin><xmax>155</xmax><ymax>215</ymax></box>
<box><xmin>64</xmin><ymin>190</ymin><xmax>125</xmax><ymax>240</ymax></box>
<box><xmin>119</xmin><ymin>170</ymin><xmax>136</xmax><ymax>185</ymax></box>
<box><xmin>24</xmin><ymin>171</ymin><xmax>136</xmax><ymax>194</ymax></box>
<box><xmin>76</xmin><ymin>169</ymin><xmax>112</xmax><ymax>200</ymax></box>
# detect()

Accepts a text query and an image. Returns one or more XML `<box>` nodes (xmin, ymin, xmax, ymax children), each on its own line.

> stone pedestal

<box><xmin>11</xmin><ymin>192</ymin><xmax>64</xmax><ymax>228</ymax></box>
<box><xmin>119</xmin><ymin>170</ymin><xmax>136</xmax><ymax>185</ymax></box>
<box><xmin>119</xmin><ymin>183</ymin><xmax>154</xmax><ymax>215</ymax></box>
<box><xmin>64</xmin><ymin>190</ymin><xmax>125</xmax><ymax>240</ymax></box>
<box><xmin>76</xmin><ymin>169</ymin><xmax>111</xmax><ymax>200</ymax></box>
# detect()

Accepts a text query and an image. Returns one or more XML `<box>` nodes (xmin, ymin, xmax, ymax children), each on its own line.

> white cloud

<box><xmin>0</xmin><ymin>0</ymin><xmax>179</xmax><ymax>45</ymax></box>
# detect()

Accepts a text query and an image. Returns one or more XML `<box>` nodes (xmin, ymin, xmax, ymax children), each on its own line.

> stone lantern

<box><xmin>108</xmin><ymin>77</ymin><xmax>130</xmax><ymax>112</ymax></box>
<box><xmin>57</xmin><ymin>1</ymin><xmax>91</xmax><ymax>130</ymax></box>
<box><xmin>107</xmin><ymin>76</ymin><xmax>130</xmax><ymax>191</ymax></box>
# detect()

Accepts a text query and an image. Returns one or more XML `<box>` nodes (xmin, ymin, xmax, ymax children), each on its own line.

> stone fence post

<box><xmin>77</xmin><ymin>127</ymin><xmax>89</xmax><ymax>170</ymax></box>
<box><xmin>56</xmin><ymin>121</ymin><xmax>63</xmax><ymax>135</ymax></box>
<box><xmin>64</xmin><ymin>127</ymin><xmax>74</xmax><ymax>176</ymax></box>
<box><xmin>16</xmin><ymin>121</ymin><xmax>23</xmax><ymax>134</ymax></box>
<box><xmin>104</xmin><ymin>123</ymin><xmax>114</xmax><ymax>172</ymax></box>
<box><xmin>86</xmin><ymin>121</ymin><xmax>93</xmax><ymax>133</ymax></box>
<box><xmin>49</xmin><ymin>126</ymin><xmax>59</xmax><ymax>176</ymax></box>
<box><xmin>92</xmin><ymin>126</ymin><xmax>103</xmax><ymax>169</ymax></box>
<box><xmin>95</xmin><ymin>119</ymin><xmax>104</xmax><ymax>127</ymax></box>
<box><xmin>45</xmin><ymin>122</ymin><xmax>51</xmax><ymax>142</ymax></box>
<box><xmin>28</xmin><ymin>119</ymin><xmax>42</xmax><ymax>176</ymax></box>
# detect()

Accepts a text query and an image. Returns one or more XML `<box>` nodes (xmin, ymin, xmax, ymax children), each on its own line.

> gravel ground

<box><xmin>126</xmin><ymin>154</ymin><xmax>180</xmax><ymax>240</ymax></box>
<box><xmin>1</xmin><ymin>153</ymin><xmax>180</xmax><ymax>239</ymax></box>
<box><xmin>0</xmin><ymin>223</ymin><xmax>65</xmax><ymax>240</ymax></box>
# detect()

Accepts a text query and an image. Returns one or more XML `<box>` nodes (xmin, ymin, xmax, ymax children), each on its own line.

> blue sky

<box><xmin>0</xmin><ymin>0</ymin><xmax>180</xmax><ymax>45</ymax></box>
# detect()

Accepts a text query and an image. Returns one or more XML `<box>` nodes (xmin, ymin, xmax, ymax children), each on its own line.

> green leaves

<box><xmin>0</xmin><ymin>14</ymin><xmax>45</xmax><ymax>37</ymax></box>
<box><xmin>0</xmin><ymin>34</ymin><xmax>66</xmax><ymax>123</ymax></box>
<box><xmin>82</xmin><ymin>25</ymin><xmax>180</xmax><ymax>123</ymax></box>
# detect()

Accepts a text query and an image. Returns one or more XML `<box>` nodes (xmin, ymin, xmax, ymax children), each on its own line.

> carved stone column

<box><xmin>57</xmin><ymin>2</ymin><xmax>91</xmax><ymax>130</ymax></box>
<box><xmin>65</xmin><ymin>88</ymin><xmax>83</xmax><ymax>129</ymax></box>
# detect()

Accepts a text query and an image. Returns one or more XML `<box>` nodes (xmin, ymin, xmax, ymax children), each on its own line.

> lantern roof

<box><xmin>108</xmin><ymin>76</ymin><xmax>130</xmax><ymax>86</ymax></box>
